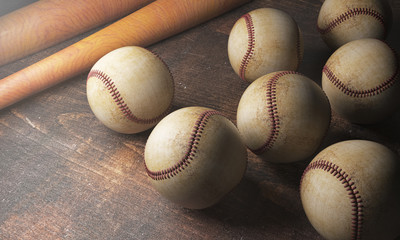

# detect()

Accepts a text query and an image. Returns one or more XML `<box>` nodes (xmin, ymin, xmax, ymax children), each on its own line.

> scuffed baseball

<box><xmin>86</xmin><ymin>46</ymin><xmax>174</xmax><ymax>134</ymax></box>
<box><xmin>237</xmin><ymin>71</ymin><xmax>331</xmax><ymax>163</ymax></box>
<box><xmin>300</xmin><ymin>140</ymin><xmax>400</xmax><ymax>240</ymax></box>
<box><xmin>228</xmin><ymin>8</ymin><xmax>303</xmax><ymax>83</ymax></box>
<box><xmin>144</xmin><ymin>106</ymin><xmax>247</xmax><ymax>209</ymax></box>
<box><xmin>322</xmin><ymin>38</ymin><xmax>400</xmax><ymax>124</ymax></box>
<box><xmin>317</xmin><ymin>0</ymin><xmax>392</xmax><ymax>49</ymax></box>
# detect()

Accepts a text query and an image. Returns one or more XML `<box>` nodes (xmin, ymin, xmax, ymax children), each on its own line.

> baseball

<box><xmin>322</xmin><ymin>38</ymin><xmax>400</xmax><ymax>124</ymax></box>
<box><xmin>227</xmin><ymin>8</ymin><xmax>303</xmax><ymax>83</ymax></box>
<box><xmin>317</xmin><ymin>0</ymin><xmax>392</xmax><ymax>49</ymax></box>
<box><xmin>86</xmin><ymin>46</ymin><xmax>174</xmax><ymax>134</ymax></box>
<box><xmin>300</xmin><ymin>140</ymin><xmax>400</xmax><ymax>240</ymax></box>
<box><xmin>144</xmin><ymin>106</ymin><xmax>247</xmax><ymax>209</ymax></box>
<box><xmin>236</xmin><ymin>71</ymin><xmax>331</xmax><ymax>163</ymax></box>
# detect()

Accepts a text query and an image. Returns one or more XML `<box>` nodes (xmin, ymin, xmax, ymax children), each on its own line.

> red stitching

<box><xmin>251</xmin><ymin>71</ymin><xmax>297</xmax><ymax>154</ymax></box>
<box><xmin>323</xmin><ymin>64</ymin><xmax>398</xmax><ymax>98</ymax></box>
<box><xmin>318</xmin><ymin>8</ymin><xmax>385</xmax><ymax>35</ymax></box>
<box><xmin>145</xmin><ymin>110</ymin><xmax>224</xmax><ymax>181</ymax></box>
<box><xmin>87</xmin><ymin>69</ymin><xmax>171</xmax><ymax>124</ymax></box>
<box><xmin>239</xmin><ymin>13</ymin><xmax>255</xmax><ymax>81</ymax></box>
<box><xmin>300</xmin><ymin>159</ymin><xmax>363</xmax><ymax>240</ymax></box>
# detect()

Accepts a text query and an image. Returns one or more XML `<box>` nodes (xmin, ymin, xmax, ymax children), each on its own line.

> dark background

<box><xmin>1</xmin><ymin>0</ymin><xmax>399</xmax><ymax>239</ymax></box>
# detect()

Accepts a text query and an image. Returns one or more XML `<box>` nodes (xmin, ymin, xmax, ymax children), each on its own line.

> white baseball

<box><xmin>300</xmin><ymin>140</ymin><xmax>400</xmax><ymax>240</ymax></box>
<box><xmin>322</xmin><ymin>38</ymin><xmax>400</xmax><ymax>124</ymax></box>
<box><xmin>86</xmin><ymin>46</ymin><xmax>174</xmax><ymax>134</ymax></box>
<box><xmin>144</xmin><ymin>106</ymin><xmax>247</xmax><ymax>209</ymax></box>
<box><xmin>237</xmin><ymin>71</ymin><xmax>331</xmax><ymax>163</ymax></box>
<box><xmin>317</xmin><ymin>0</ymin><xmax>392</xmax><ymax>49</ymax></box>
<box><xmin>228</xmin><ymin>8</ymin><xmax>303</xmax><ymax>83</ymax></box>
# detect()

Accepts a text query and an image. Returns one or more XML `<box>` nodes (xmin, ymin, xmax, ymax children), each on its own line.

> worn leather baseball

<box><xmin>300</xmin><ymin>140</ymin><xmax>400</xmax><ymax>240</ymax></box>
<box><xmin>86</xmin><ymin>46</ymin><xmax>174</xmax><ymax>134</ymax></box>
<box><xmin>236</xmin><ymin>71</ymin><xmax>331</xmax><ymax>163</ymax></box>
<box><xmin>317</xmin><ymin>0</ymin><xmax>391</xmax><ymax>49</ymax></box>
<box><xmin>322</xmin><ymin>38</ymin><xmax>400</xmax><ymax>124</ymax></box>
<box><xmin>228</xmin><ymin>8</ymin><xmax>303</xmax><ymax>83</ymax></box>
<box><xmin>144</xmin><ymin>106</ymin><xmax>247</xmax><ymax>209</ymax></box>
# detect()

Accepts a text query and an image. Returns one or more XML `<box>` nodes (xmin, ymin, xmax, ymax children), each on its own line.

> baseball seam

<box><xmin>251</xmin><ymin>71</ymin><xmax>297</xmax><ymax>155</ymax></box>
<box><xmin>317</xmin><ymin>7</ymin><xmax>385</xmax><ymax>35</ymax></box>
<box><xmin>323</xmin><ymin>64</ymin><xmax>399</xmax><ymax>98</ymax></box>
<box><xmin>300</xmin><ymin>159</ymin><xmax>364</xmax><ymax>240</ymax></box>
<box><xmin>145</xmin><ymin>110</ymin><xmax>223</xmax><ymax>181</ymax></box>
<box><xmin>87</xmin><ymin>69</ymin><xmax>171</xmax><ymax>124</ymax></box>
<box><xmin>239</xmin><ymin>13</ymin><xmax>255</xmax><ymax>81</ymax></box>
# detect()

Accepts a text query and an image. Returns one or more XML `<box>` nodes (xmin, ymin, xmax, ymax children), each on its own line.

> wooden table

<box><xmin>1</xmin><ymin>0</ymin><xmax>400</xmax><ymax>239</ymax></box>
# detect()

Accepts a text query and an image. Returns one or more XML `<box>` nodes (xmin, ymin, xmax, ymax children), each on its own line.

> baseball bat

<box><xmin>0</xmin><ymin>0</ymin><xmax>250</xmax><ymax>110</ymax></box>
<box><xmin>0</xmin><ymin>0</ymin><xmax>154</xmax><ymax>66</ymax></box>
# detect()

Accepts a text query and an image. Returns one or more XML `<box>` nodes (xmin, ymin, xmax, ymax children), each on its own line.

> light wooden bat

<box><xmin>0</xmin><ymin>0</ymin><xmax>154</xmax><ymax>66</ymax></box>
<box><xmin>0</xmin><ymin>0</ymin><xmax>250</xmax><ymax>110</ymax></box>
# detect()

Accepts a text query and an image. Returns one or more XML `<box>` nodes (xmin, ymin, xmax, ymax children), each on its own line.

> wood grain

<box><xmin>0</xmin><ymin>0</ymin><xmax>250</xmax><ymax>110</ymax></box>
<box><xmin>0</xmin><ymin>0</ymin><xmax>154</xmax><ymax>66</ymax></box>
<box><xmin>0</xmin><ymin>0</ymin><xmax>399</xmax><ymax>239</ymax></box>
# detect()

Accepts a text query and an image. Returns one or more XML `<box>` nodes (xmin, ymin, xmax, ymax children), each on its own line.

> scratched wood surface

<box><xmin>1</xmin><ymin>0</ymin><xmax>400</xmax><ymax>239</ymax></box>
